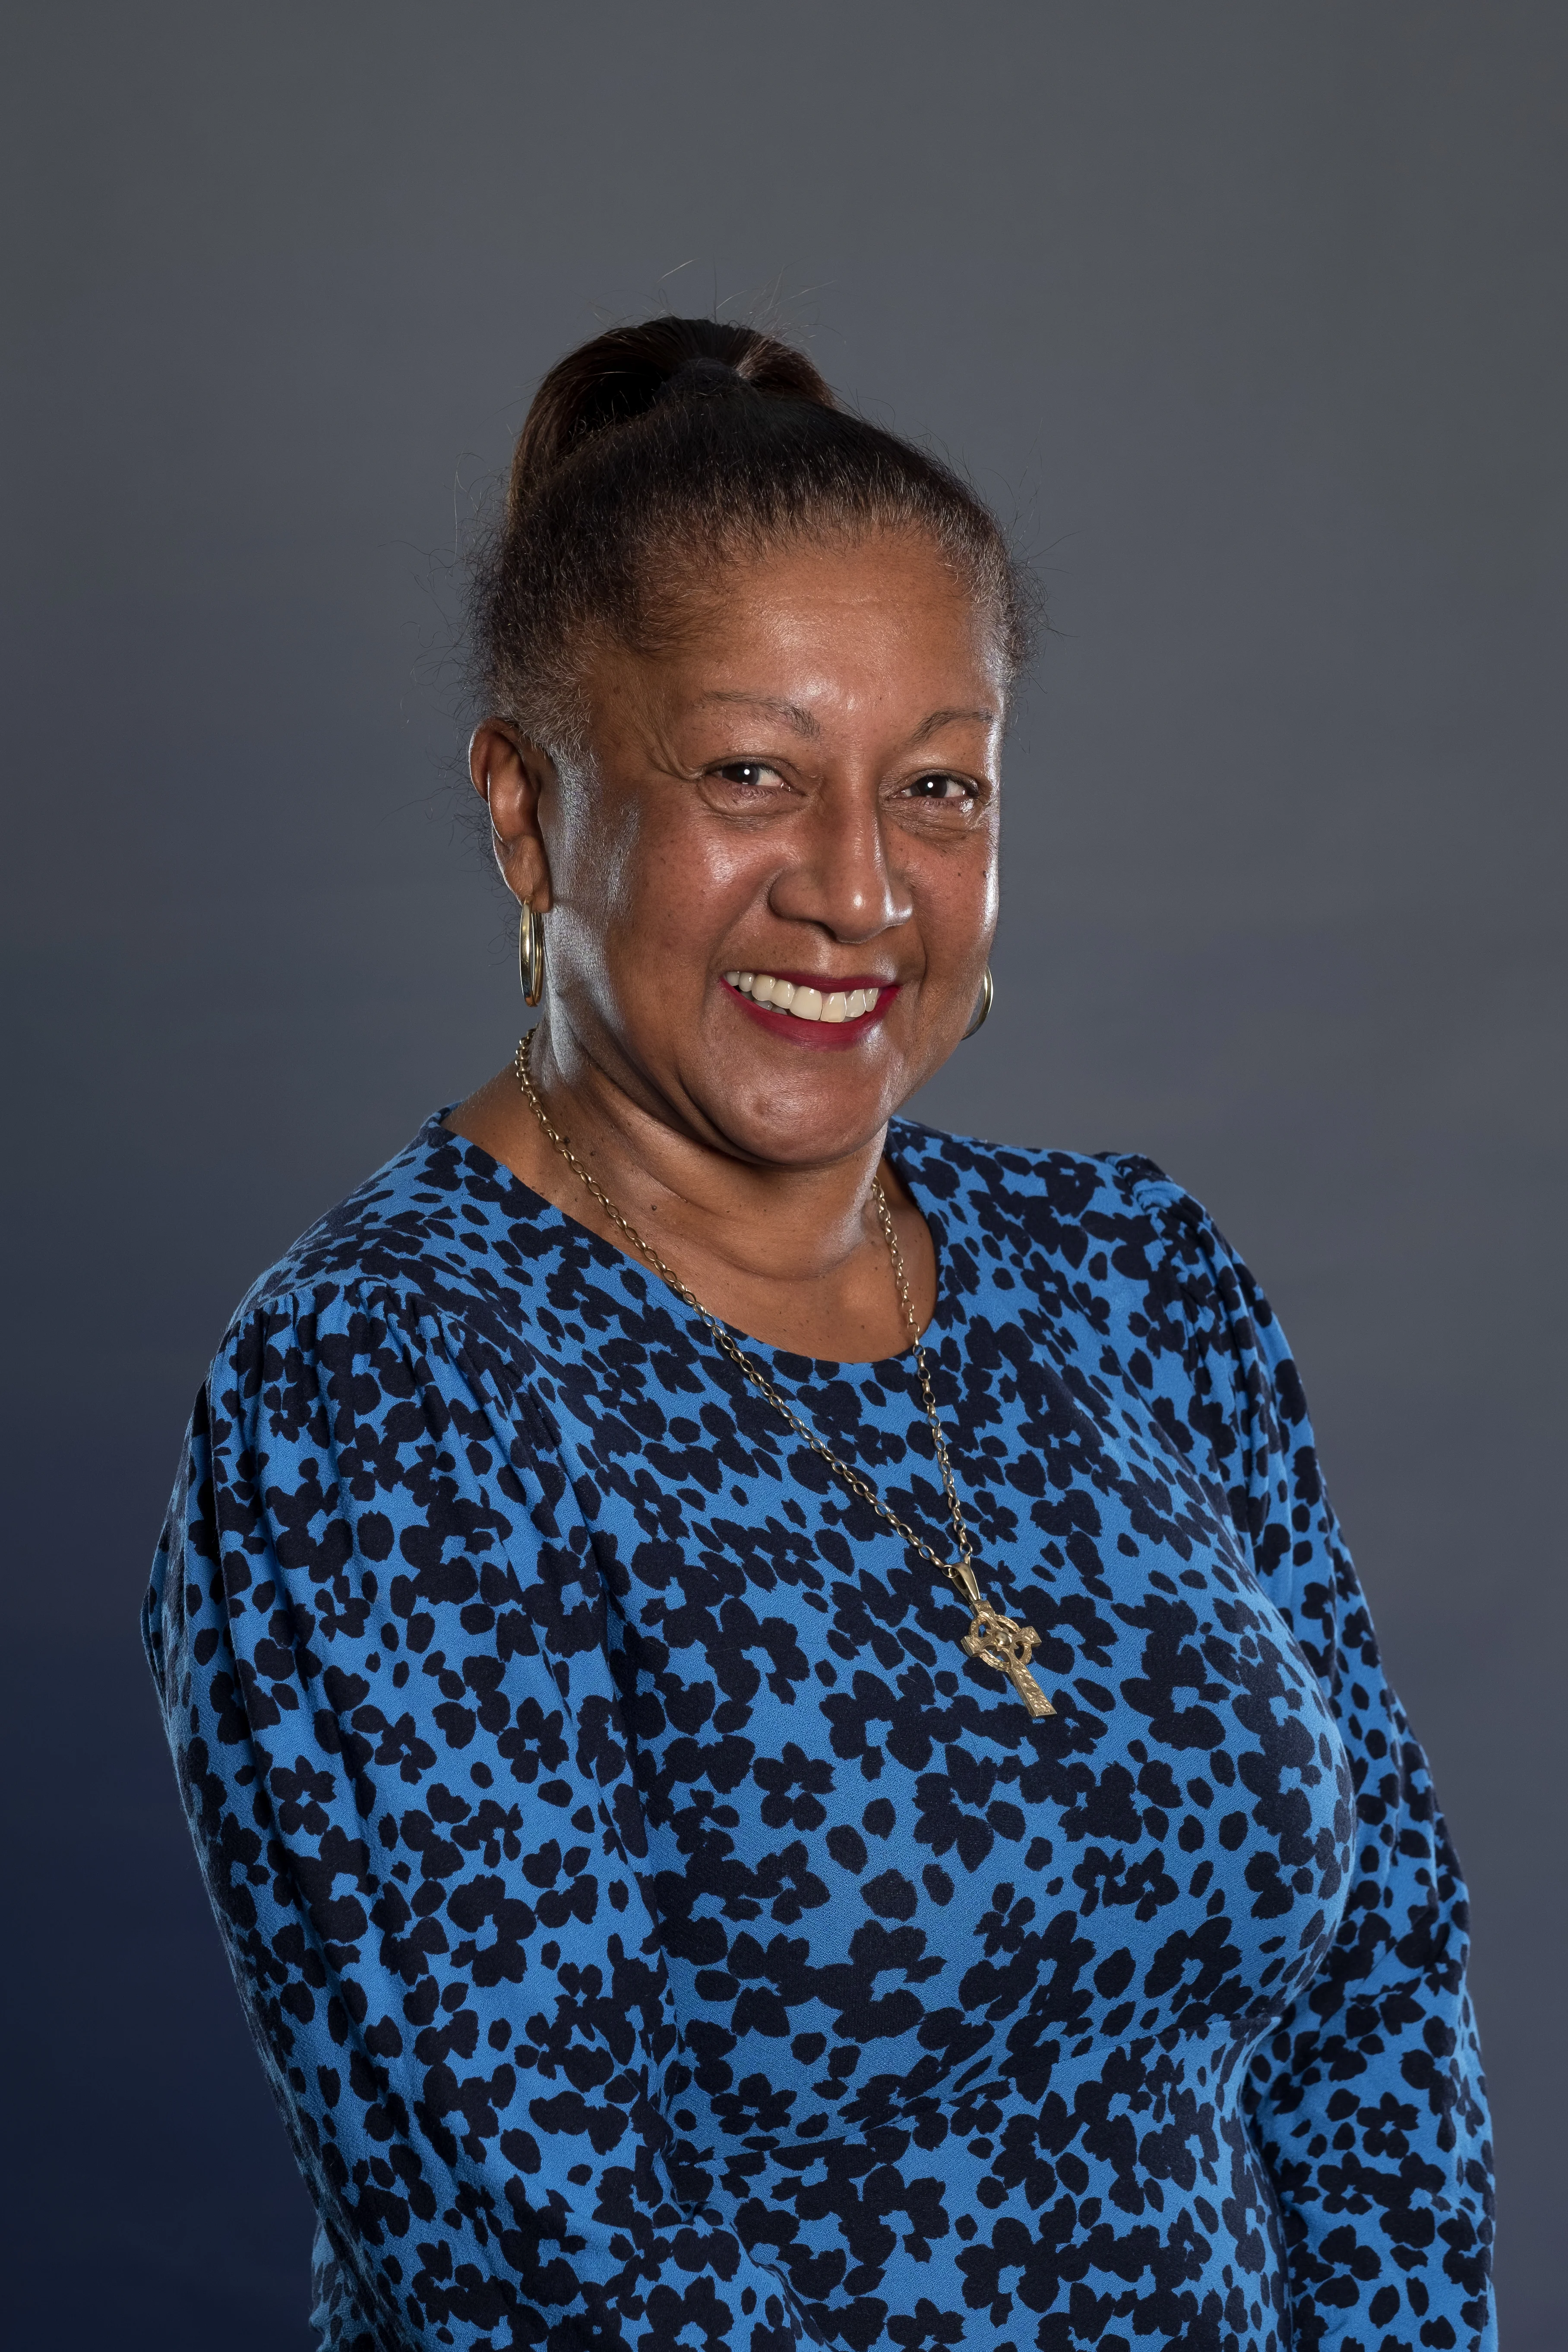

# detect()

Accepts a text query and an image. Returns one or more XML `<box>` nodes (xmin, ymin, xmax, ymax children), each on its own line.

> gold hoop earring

<box><xmin>962</xmin><ymin>967</ymin><xmax>994</xmax><ymax>1040</ymax></box>
<box><xmin>518</xmin><ymin>898</ymin><xmax>544</xmax><ymax>1008</ymax></box>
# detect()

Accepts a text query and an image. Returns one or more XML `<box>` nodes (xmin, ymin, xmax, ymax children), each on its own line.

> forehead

<box><xmin>613</xmin><ymin>527</ymin><xmax>1008</xmax><ymax>719</ymax></box>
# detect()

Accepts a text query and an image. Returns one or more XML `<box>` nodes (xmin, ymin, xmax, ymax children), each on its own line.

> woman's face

<box><xmin>480</xmin><ymin>526</ymin><xmax>1006</xmax><ymax>1170</ymax></box>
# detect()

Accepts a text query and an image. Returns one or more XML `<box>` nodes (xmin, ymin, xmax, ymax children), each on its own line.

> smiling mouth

<box><xmin>723</xmin><ymin>969</ymin><xmax>892</xmax><ymax>1025</ymax></box>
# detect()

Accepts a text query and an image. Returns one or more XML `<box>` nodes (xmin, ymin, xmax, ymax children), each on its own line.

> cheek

<box><xmin>912</xmin><ymin>832</ymin><xmax>1000</xmax><ymax>952</ymax></box>
<box><xmin>550</xmin><ymin>768</ymin><xmax>687</xmax><ymax>933</ymax></box>
<box><xmin>557</xmin><ymin>793</ymin><xmax>639</xmax><ymax>910</ymax></box>
<box><xmin>632</xmin><ymin>820</ymin><xmax>770</xmax><ymax>943</ymax></box>
<box><xmin>977</xmin><ymin>849</ymin><xmax>1000</xmax><ymax>930</ymax></box>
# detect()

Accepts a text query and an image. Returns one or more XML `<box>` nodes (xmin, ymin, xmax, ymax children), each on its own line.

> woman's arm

<box><xmin>1131</xmin><ymin>1174</ymin><xmax>1495</xmax><ymax>2352</ymax></box>
<box><xmin>144</xmin><ymin>1284</ymin><xmax>808</xmax><ymax>2351</ymax></box>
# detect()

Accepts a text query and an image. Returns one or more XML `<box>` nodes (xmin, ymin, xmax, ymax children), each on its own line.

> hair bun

<box><xmin>507</xmin><ymin>316</ymin><xmax>835</xmax><ymax>517</ymax></box>
<box><xmin>476</xmin><ymin>310</ymin><xmax>1035</xmax><ymax>756</ymax></box>
<box><xmin>652</xmin><ymin>354</ymin><xmax>748</xmax><ymax>406</ymax></box>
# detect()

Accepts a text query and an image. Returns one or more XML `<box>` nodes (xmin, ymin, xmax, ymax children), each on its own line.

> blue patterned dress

<box><xmin>144</xmin><ymin>1114</ymin><xmax>1494</xmax><ymax>2352</ymax></box>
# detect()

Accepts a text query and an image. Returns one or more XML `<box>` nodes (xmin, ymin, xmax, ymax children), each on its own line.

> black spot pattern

<box><xmin>143</xmin><ymin>1116</ymin><xmax>1494</xmax><ymax>2351</ymax></box>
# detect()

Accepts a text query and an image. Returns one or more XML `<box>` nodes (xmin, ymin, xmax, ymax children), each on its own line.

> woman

<box><xmin>144</xmin><ymin>318</ymin><xmax>1494</xmax><ymax>2352</ymax></box>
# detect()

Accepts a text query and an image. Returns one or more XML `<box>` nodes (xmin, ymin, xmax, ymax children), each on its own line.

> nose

<box><xmin>766</xmin><ymin>784</ymin><xmax>913</xmax><ymax>943</ymax></box>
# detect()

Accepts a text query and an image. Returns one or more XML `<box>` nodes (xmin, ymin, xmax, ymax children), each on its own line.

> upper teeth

<box><xmin>723</xmin><ymin>971</ymin><xmax>882</xmax><ymax>1023</ymax></box>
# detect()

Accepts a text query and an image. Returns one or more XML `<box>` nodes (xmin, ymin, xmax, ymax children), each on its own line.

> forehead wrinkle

<box><xmin>696</xmin><ymin>689</ymin><xmax>821</xmax><ymax>738</ymax></box>
<box><xmin>694</xmin><ymin>693</ymin><xmax>998</xmax><ymax>749</ymax></box>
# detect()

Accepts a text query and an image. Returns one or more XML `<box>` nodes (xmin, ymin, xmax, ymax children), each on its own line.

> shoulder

<box><xmin>222</xmin><ymin>1114</ymin><xmax>557</xmax><ymax>1363</ymax></box>
<box><xmin>889</xmin><ymin>1117</ymin><xmax>1290</xmax><ymax>1429</ymax></box>
<box><xmin>889</xmin><ymin>1116</ymin><xmax>1239</xmax><ymax>1305</ymax></box>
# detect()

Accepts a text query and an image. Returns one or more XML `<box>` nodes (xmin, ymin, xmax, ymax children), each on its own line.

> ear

<box><xmin>469</xmin><ymin>724</ymin><xmax>556</xmax><ymax>911</ymax></box>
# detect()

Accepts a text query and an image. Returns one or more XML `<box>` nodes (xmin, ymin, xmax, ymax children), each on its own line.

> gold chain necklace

<box><xmin>513</xmin><ymin>1032</ymin><xmax>1053</xmax><ymax>1718</ymax></box>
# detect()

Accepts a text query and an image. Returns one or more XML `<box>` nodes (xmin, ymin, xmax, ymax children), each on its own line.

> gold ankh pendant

<box><xmin>962</xmin><ymin>1605</ymin><xmax>1055</xmax><ymax>1719</ymax></box>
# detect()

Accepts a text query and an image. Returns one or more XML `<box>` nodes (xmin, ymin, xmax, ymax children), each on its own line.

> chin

<box><xmin>703</xmin><ymin>1067</ymin><xmax>912</xmax><ymax>1169</ymax></box>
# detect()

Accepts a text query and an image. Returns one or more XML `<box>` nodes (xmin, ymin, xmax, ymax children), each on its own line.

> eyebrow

<box><xmin>696</xmin><ymin>693</ymin><xmax>997</xmax><ymax>746</ymax></box>
<box><xmin>907</xmin><ymin>706</ymin><xmax>998</xmax><ymax>744</ymax></box>
<box><xmin>698</xmin><ymin>691</ymin><xmax>821</xmax><ymax>737</ymax></box>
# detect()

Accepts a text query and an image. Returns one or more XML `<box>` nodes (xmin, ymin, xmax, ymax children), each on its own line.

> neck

<box><xmin>527</xmin><ymin>1019</ymin><xmax>892</xmax><ymax>1289</ymax></box>
<box><xmin>444</xmin><ymin>1018</ymin><xmax>935</xmax><ymax>1361</ymax></box>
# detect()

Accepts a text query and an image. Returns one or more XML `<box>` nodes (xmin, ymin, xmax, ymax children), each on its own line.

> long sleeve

<box><xmin>142</xmin><ymin>1280</ymin><xmax>810</xmax><ymax>2352</ymax></box>
<box><xmin>1132</xmin><ymin>1175</ymin><xmax>1495</xmax><ymax>2352</ymax></box>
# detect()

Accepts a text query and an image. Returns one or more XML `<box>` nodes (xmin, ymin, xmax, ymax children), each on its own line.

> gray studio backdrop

<box><xmin>4</xmin><ymin>6</ymin><xmax>1563</xmax><ymax>2346</ymax></box>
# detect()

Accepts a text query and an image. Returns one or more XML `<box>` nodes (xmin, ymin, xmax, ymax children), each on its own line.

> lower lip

<box><xmin>724</xmin><ymin>982</ymin><xmax>899</xmax><ymax>1051</ymax></box>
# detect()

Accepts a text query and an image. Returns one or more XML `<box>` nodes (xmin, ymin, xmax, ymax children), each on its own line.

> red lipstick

<box><xmin>721</xmin><ymin>971</ymin><xmax>900</xmax><ymax>1052</ymax></box>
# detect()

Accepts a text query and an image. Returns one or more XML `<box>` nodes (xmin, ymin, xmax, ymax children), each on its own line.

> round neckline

<box><xmin>427</xmin><ymin>1109</ymin><xmax>950</xmax><ymax>1378</ymax></box>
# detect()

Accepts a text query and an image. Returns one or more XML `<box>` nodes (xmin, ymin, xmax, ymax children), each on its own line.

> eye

<box><xmin>903</xmin><ymin>772</ymin><xmax>975</xmax><ymax>803</ymax></box>
<box><xmin>713</xmin><ymin>761</ymin><xmax>786</xmax><ymax>790</ymax></box>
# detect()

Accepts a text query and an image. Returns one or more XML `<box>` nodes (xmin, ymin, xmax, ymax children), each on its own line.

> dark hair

<box><xmin>470</xmin><ymin>316</ymin><xmax>1036</xmax><ymax>754</ymax></box>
